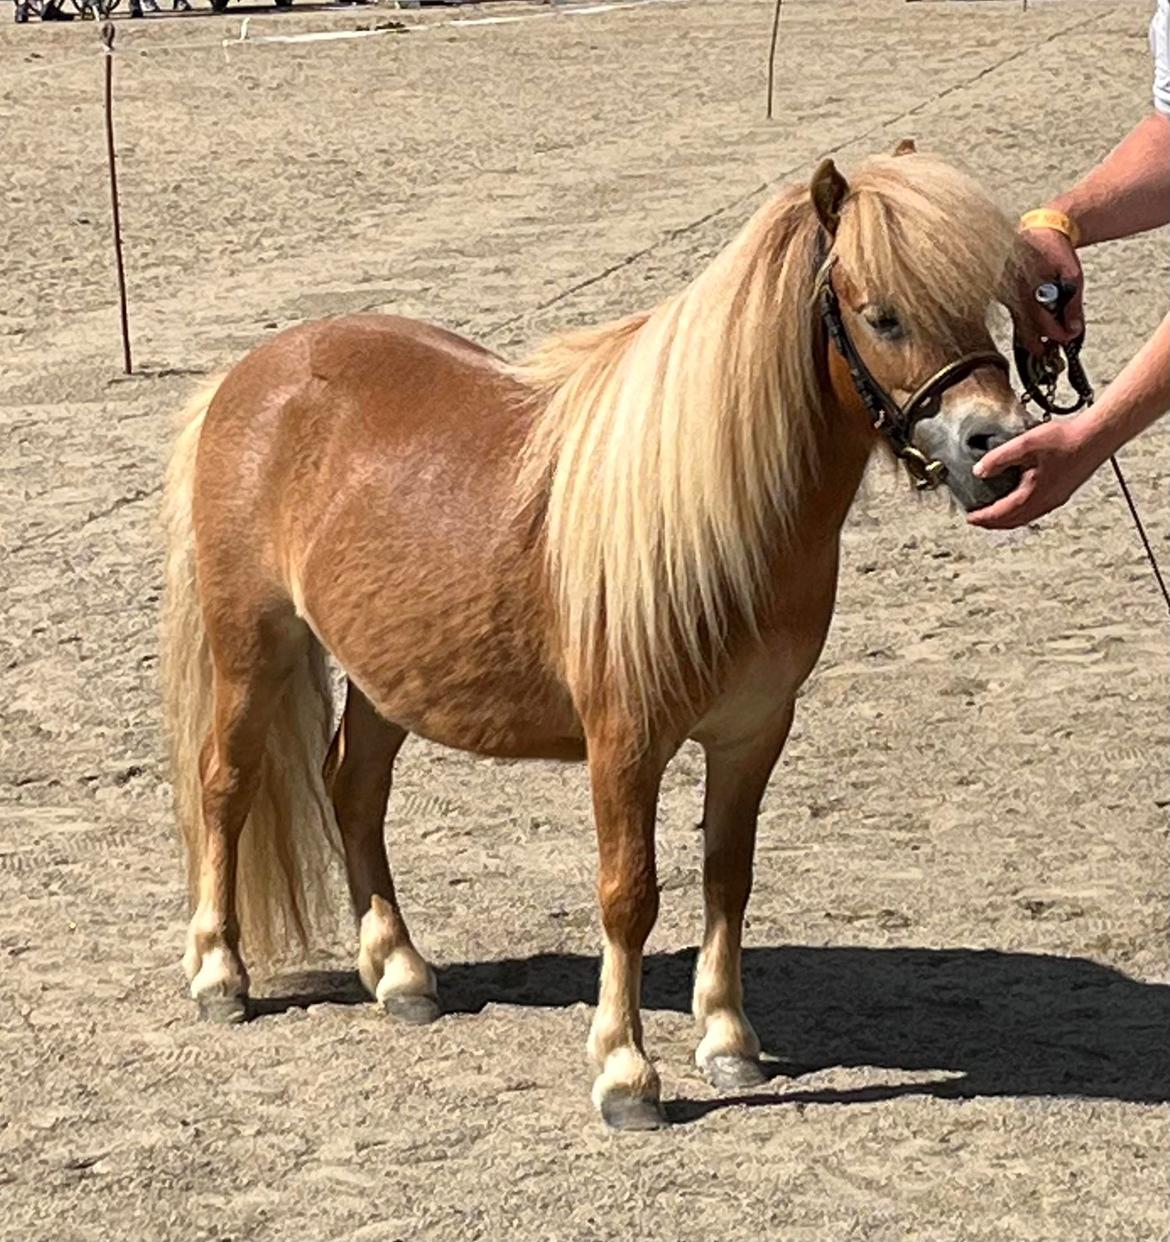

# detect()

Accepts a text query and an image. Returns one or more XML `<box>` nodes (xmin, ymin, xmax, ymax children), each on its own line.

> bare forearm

<box><xmin>1084</xmin><ymin>313</ymin><xmax>1170</xmax><ymax>457</ymax></box>
<box><xmin>1049</xmin><ymin>112</ymin><xmax>1170</xmax><ymax>245</ymax></box>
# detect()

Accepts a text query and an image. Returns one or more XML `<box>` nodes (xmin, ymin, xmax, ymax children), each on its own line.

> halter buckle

<box><xmin>899</xmin><ymin>445</ymin><xmax>948</xmax><ymax>491</ymax></box>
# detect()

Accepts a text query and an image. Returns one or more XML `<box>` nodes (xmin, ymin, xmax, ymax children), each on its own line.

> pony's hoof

<box><xmin>380</xmin><ymin>993</ymin><xmax>441</xmax><ymax>1025</ymax></box>
<box><xmin>198</xmin><ymin>995</ymin><xmax>249</xmax><ymax>1025</ymax></box>
<box><xmin>599</xmin><ymin>1092</ymin><xmax>667</xmax><ymax>1132</ymax></box>
<box><xmin>704</xmin><ymin>1054</ymin><xmax>767</xmax><ymax>1091</ymax></box>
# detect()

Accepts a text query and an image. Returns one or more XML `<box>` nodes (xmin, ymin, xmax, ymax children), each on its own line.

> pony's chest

<box><xmin>694</xmin><ymin>608</ymin><xmax>836</xmax><ymax>746</ymax></box>
<box><xmin>694</xmin><ymin>650</ymin><xmax>796</xmax><ymax>743</ymax></box>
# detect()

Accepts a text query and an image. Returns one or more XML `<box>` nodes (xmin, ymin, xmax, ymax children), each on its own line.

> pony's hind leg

<box><xmin>183</xmin><ymin>653</ymin><xmax>291</xmax><ymax>1024</ymax></box>
<box><xmin>324</xmin><ymin>680</ymin><xmax>438</xmax><ymax>1024</ymax></box>
<box><xmin>692</xmin><ymin>703</ymin><xmax>794</xmax><ymax>1089</ymax></box>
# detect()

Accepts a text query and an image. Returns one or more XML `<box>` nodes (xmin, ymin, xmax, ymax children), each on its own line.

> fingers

<box><xmin>1012</xmin><ymin>286</ymin><xmax>1076</xmax><ymax>351</ymax></box>
<box><xmin>1035</xmin><ymin>306</ymin><xmax>1076</xmax><ymax>345</ymax></box>
<box><xmin>1012</xmin><ymin>312</ymin><xmax>1044</xmax><ymax>356</ymax></box>
<box><xmin>973</xmin><ymin>430</ymin><xmax>1038</xmax><ymax>479</ymax></box>
<box><xmin>1017</xmin><ymin>282</ymin><xmax>1082</xmax><ymax>347</ymax></box>
<box><xmin>1058</xmin><ymin>249</ymin><xmax>1086</xmax><ymax>337</ymax></box>
<box><xmin>966</xmin><ymin>471</ymin><xmax>1041</xmax><ymax>530</ymax></box>
<box><xmin>1064</xmin><ymin>282</ymin><xmax>1085</xmax><ymax>338</ymax></box>
<box><xmin>1013</xmin><ymin>229</ymin><xmax>1084</xmax><ymax>347</ymax></box>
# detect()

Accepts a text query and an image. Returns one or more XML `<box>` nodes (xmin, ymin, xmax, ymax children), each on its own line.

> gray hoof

<box><xmin>704</xmin><ymin>1054</ymin><xmax>767</xmax><ymax>1091</ymax></box>
<box><xmin>600</xmin><ymin>1092</ymin><xmax>667</xmax><ymax>1132</ymax></box>
<box><xmin>380</xmin><ymin>993</ymin><xmax>441</xmax><ymax>1025</ymax></box>
<box><xmin>198</xmin><ymin>995</ymin><xmax>248</xmax><ymax>1025</ymax></box>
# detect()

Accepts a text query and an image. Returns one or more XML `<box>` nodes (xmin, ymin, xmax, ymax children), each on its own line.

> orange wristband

<box><xmin>1018</xmin><ymin>208</ymin><xmax>1081</xmax><ymax>248</ymax></box>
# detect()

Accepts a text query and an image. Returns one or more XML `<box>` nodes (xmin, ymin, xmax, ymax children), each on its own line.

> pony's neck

<box><xmin>634</xmin><ymin>199</ymin><xmax>875</xmax><ymax>562</ymax></box>
<box><xmin>515</xmin><ymin>191</ymin><xmax>877</xmax><ymax>714</ymax></box>
<box><xmin>788</xmin><ymin>346</ymin><xmax>879</xmax><ymax>550</ymax></box>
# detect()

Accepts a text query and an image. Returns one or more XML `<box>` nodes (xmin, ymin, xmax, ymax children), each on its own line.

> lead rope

<box><xmin>1106</xmin><ymin>452</ymin><xmax>1170</xmax><ymax>613</ymax></box>
<box><xmin>1031</xmin><ymin>390</ymin><xmax>1170</xmax><ymax>614</ymax></box>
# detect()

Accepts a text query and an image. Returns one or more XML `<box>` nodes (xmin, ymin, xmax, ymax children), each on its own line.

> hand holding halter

<box><xmin>1008</xmin><ymin>280</ymin><xmax>1169</xmax><ymax>612</ymax></box>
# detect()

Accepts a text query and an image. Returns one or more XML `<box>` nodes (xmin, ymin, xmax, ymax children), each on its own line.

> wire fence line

<box><xmin>3</xmin><ymin>0</ymin><xmax>690</xmax><ymax>80</ymax></box>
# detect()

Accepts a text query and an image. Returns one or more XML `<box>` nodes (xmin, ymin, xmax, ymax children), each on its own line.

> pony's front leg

<box><xmin>693</xmin><ymin>705</ymin><xmax>794</xmax><ymax>1089</ymax></box>
<box><xmin>585</xmin><ymin>727</ymin><xmax>667</xmax><ymax>1131</ymax></box>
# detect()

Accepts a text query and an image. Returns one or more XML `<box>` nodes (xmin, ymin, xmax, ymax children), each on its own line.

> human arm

<box><xmin>967</xmin><ymin>312</ymin><xmax>1170</xmax><ymax>530</ymax></box>
<box><xmin>1015</xmin><ymin>112</ymin><xmax>1170</xmax><ymax>351</ymax></box>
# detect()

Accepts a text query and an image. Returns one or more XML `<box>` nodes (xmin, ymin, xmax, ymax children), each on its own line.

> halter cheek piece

<box><xmin>815</xmin><ymin>255</ymin><xmax>1009</xmax><ymax>491</ymax></box>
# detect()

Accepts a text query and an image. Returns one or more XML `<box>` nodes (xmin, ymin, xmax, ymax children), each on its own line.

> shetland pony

<box><xmin>162</xmin><ymin>150</ymin><xmax>1028</xmax><ymax>1129</ymax></box>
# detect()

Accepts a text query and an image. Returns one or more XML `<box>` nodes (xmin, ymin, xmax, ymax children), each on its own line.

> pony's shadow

<box><xmin>261</xmin><ymin>945</ymin><xmax>1170</xmax><ymax>1117</ymax></box>
<box><xmin>251</xmin><ymin>969</ymin><xmax>368</xmax><ymax>1014</ymax></box>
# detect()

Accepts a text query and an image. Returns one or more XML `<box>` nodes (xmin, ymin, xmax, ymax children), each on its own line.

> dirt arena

<box><xmin>1</xmin><ymin>0</ymin><xmax>1168</xmax><ymax>1237</ymax></box>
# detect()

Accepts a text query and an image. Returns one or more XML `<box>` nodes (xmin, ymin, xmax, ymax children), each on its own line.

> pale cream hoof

<box><xmin>592</xmin><ymin>1048</ymin><xmax>663</xmax><ymax>1132</ymax></box>
<box><xmin>188</xmin><ymin>945</ymin><xmax>249</xmax><ymax>1024</ymax></box>
<box><xmin>599</xmin><ymin>1091</ymin><xmax>667</xmax><ymax>1132</ymax></box>
<box><xmin>198</xmin><ymin>995</ymin><xmax>249</xmax><ymax>1025</ymax></box>
<box><xmin>358</xmin><ymin>899</ymin><xmax>438</xmax><ymax>1024</ymax></box>
<box><xmin>695</xmin><ymin>1011</ymin><xmax>763</xmax><ymax>1090</ymax></box>
<box><xmin>370</xmin><ymin>948</ymin><xmax>439</xmax><ymax>1025</ymax></box>
<box><xmin>703</xmin><ymin>1054</ymin><xmax>766</xmax><ymax>1090</ymax></box>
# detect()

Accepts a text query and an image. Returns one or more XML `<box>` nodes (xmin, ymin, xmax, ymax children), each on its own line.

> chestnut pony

<box><xmin>162</xmin><ymin>150</ymin><xmax>1028</xmax><ymax>1129</ymax></box>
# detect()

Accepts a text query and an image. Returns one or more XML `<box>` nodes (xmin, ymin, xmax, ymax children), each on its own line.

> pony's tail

<box><xmin>161</xmin><ymin>379</ymin><xmax>341</xmax><ymax>971</ymax></box>
<box><xmin>161</xmin><ymin>381</ymin><xmax>218</xmax><ymax>946</ymax></box>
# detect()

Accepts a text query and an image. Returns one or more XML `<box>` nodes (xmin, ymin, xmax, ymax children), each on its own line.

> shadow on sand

<box><xmin>260</xmin><ymin>944</ymin><xmax>1170</xmax><ymax>1117</ymax></box>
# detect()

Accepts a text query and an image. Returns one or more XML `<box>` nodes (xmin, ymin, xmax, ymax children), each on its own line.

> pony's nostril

<box><xmin>964</xmin><ymin>426</ymin><xmax>1009</xmax><ymax>459</ymax></box>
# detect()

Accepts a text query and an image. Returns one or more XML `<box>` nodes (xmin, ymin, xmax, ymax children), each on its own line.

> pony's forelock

<box><xmin>832</xmin><ymin>153</ymin><xmax>1021</xmax><ymax>345</ymax></box>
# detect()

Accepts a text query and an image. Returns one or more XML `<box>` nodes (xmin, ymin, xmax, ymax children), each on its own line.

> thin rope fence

<box><xmin>5</xmin><ymin>0</ymin><xmax>689</xmax><ymax>78</ymax></box>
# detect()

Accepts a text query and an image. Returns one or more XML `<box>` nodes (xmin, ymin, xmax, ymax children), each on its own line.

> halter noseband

<box><xmin>816</xmin><ymin>254</ymin><xmax>1009</xmax><ymax>491</ymax></box>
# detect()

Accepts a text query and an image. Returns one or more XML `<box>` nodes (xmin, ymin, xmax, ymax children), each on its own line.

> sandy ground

<box><xmin>1</xmin><ymin>0</ymin><xmax>1168</xmax><ymax>1237</ymax></box>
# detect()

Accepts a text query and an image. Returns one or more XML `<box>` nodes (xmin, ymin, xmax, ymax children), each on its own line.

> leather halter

<box><xmin>816</xmin><ymin>255</ymin><xmax>1009</xmax><ymax>491</ymax></box>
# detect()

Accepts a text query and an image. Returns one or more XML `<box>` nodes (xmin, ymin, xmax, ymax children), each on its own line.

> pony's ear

<box><xmin>810</xmin><ymin>158</ymin><xmax>849</xmax><ymax>236</ymax></box>
<box><xmin>892</xmin><ymin>137</ymin><xmax>917</xmax><ymax>157</ymax></box>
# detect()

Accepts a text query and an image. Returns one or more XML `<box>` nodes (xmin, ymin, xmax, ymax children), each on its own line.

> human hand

<box><xmin>966</xmin><ymin>417</ymin><xmax>1105</xmax><ymax>530</ymax></box>
<box><xmin>1014</xmin><ymin>226</ymin><xmax>1084</xmax><ymax>354</ymax></box>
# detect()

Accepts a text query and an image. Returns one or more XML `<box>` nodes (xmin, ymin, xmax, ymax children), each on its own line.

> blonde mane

<box><xmin>511</xmin><ymin>153</ymin><xmax>1017</xmax><ymax>716</ymax></box>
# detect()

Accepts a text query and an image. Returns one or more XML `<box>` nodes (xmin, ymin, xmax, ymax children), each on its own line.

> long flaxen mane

<box><xmin>512</xmin><ymin>153</ymin><xmax>1017</xmax><ymax>717</ymax></box>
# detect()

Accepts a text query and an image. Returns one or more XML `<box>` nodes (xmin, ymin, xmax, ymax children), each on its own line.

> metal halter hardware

<box><xmin>1011</xmin><ymin>282</ymin><xmax>1095</xmax><ymax>419</ymax></box>
<box><xmin>816</xmin><ymin>258</ymin><xmax>1009</xmax><ymax>491</ymax></box>
<box><xmin>1013</xmin><ymin>335</ymin><xmax>1094</xmax><ymax>418</ymax></box>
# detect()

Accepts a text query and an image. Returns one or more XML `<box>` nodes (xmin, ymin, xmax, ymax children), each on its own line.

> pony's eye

<box><xmin>865</xmin><ymin>307</ymin><xmax>905</xmax><ymax>340</ymax></box>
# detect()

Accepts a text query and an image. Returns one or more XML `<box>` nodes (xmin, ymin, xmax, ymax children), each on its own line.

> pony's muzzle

<box><xmin>916</xmin><ymin>406</ymin><xmax>1028</xmax><ymax>512</ymax></box>
<box><xmin>953</xmin><ymin>413</ymin><xmax>1022</xmax><ymax>507</ymax></box>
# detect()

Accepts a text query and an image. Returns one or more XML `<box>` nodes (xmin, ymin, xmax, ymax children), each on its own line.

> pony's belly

<box><xmin>343</xmin><ymin>657</ymin><xmax>585</xmax><ymax>762</ymax></box>
<box><xmin>408</xmin><ymin>718</ymin><xmax>587</xmax><ymax>762</ymax></box>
